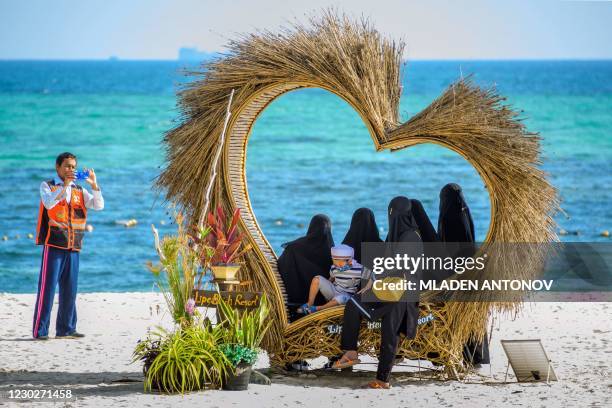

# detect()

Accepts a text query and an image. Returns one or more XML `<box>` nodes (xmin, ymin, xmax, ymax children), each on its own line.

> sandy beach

<box><xmin>0</xmin><ymin>292</ymin><xmax>610</xmax><ymax>407</ymax></box>
<box><xmin>1</xmin><ymin>2</ymin><xmax>611</xmax><ymax>408</ymax></box>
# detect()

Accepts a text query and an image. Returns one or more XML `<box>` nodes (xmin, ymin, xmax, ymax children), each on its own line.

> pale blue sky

<box><xmin>1</xmin><ymin>0</ymin><xmax>611</xmax><ymax>60</ymax></box>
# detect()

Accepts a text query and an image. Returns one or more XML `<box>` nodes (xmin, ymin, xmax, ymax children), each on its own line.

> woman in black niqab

<box><xmin>385</xmin><ymin>196</ymin><xmax>421</xmax><ymax>243</ymax></box>
<box><xmin>341</xmin><ymin>208</ymin><xmax>382</xmax><ymax>264</ymax></box>
<box><xmin>382</xmin><ymin>196</ymin><xmax>422</xmax><ymax>342</ymax></box>
<box><xmin>333</xmin><ymin>197</ymin><xmax>423</xmax><ymax>388</ymax></box>
<box><xmin>437</xmin><ymin>183</ymin><xmax>490</xmax><ymax>366</ymax></box>
<box><xmin>277</xmin><ymin>214</ymin><xmax>334</xmax><ymax>321</ymax></box>
<box><xmin>438</xmin><ymin>183</ymin><xmax>475</xmax><ymax>243</ymax></box>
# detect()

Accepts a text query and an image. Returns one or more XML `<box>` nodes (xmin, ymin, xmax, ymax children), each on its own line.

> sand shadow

<box><xmin>0</xmin><ymin>366</ymin><xmax>454</xmax><ymax>398</ymax></box>
<box><xmin>262</xmin><ymin>365</ymin><xmax>445</xmax><ymax>389</ymax></box>
<box><xmin>0</xmin><ymin>370</ymin><xmax>145</xmax><ymax>398</ymax></box>
<box><xmin>0</xmin><ymin>336</ymin><xmax>56</xmax><ymax>342</ymax></box>
<box><xmin>0</xmin><ymin>337</ymin><xmax>40</xmax><ymax>342</ymax></box>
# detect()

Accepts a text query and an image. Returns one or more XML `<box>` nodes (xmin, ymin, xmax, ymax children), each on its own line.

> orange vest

<box><xmin>36</xmin><ymin>179</ymin><xmax>88</xmax><ymax>251</ymax></box>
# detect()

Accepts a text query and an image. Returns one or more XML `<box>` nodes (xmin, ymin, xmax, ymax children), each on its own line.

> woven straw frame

<box><xmin>156</xmin><ymin>12</ymin><xmax>558</xmax><ymax>374</ymax></box>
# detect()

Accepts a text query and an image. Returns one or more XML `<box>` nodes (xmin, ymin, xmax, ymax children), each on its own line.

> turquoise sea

<box><xmin>0</xmin><ymin>60</ymin><xmax>610</xmax><ymax>292</ymax></box>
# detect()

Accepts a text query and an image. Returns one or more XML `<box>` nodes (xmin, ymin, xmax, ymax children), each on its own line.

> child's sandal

<box><xmin>298</xmin><ymin>304</ymin><xmax>317</xmax><ymax>314</ymax></box>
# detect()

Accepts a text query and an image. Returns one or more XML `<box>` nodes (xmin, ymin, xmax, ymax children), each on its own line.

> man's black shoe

<box><xmin>56</xmin><ymin>332</ymin><xmax>85</xmax><ymax>339</ymax></box>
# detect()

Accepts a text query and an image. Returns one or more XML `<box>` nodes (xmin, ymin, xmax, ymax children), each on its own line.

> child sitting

<box><xmin>298</xmin><ymin>244</ymin><xmax>366</xmax><ymax>314</ymax></box>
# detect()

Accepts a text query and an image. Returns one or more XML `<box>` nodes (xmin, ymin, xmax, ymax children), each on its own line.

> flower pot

<box><xmin>223</xmin><ymin>363</ymin><xmax>252</xmax><ymax>391</ymax></box>
<box><xmin>211</xmin><ymin>264</ymin><xmax>240</xmax><ymax>280</ymax></box>
<box><xmin>143</xmin><ymin>364</ymin><xmax>164</xmax><ymax>392</ymax></box>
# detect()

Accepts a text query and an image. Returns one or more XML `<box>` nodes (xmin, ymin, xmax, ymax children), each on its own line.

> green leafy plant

<box><xmin>217</xmin><ymin>293</ymin><xmax>271</xmax><ymax>351</ymax></box>
<box><xmin>220</xmin><ymin>344</ymin><xmax>258</xmax><ymax>367</ymax></box>
<box><xmin>147</xmin><ymin>213</ymin><xmax>202</xmax><ymax>327</ymax></box>
<box><xmin>133</xmin><ymin>325</ymin><xmax>230</xmax><ymax>394</ymax></box>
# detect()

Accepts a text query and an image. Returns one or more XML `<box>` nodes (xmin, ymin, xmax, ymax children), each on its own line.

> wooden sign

<box><xmin>192</xmin><ymin>289</ymin><xmax>262</xmax><ymax>309</ymax></box>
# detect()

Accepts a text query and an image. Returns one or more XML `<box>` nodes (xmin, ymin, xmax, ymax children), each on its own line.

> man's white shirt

<box><xmin>40</xmin><ymin>176</ymin><xmax>104</xmax><ymax>211</ymax></box>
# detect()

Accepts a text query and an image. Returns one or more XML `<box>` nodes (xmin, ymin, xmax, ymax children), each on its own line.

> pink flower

<box><xmin>185</xmin><ymin>298</ymin><xmax>196</xmax><ymax>315</ymax></box>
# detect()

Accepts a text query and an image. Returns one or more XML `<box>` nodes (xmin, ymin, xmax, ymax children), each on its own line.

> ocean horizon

<box><xmin>1</xmin><ymin>59</ymin><xmax>610</xmax><ymax>293</ymax></box>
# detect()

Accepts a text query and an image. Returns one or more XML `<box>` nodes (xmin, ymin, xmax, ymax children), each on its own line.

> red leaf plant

<box><xmin>204</xmin><ymin>206</ymin><xmax>250</xmax><ymax>265</ymax></box>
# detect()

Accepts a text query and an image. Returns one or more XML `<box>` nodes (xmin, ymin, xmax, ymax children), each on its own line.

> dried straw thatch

<box><xmin>157</xmin><ymin>10</ymin><xmax>558</xmax><ymax>374</ymax></box>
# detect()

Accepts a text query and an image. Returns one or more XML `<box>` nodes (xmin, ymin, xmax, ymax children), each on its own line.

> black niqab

<box><xmin>277</xmin><ymin>214</ymin><xmax>334</xmax><ymax>317</ymax></box>
<box><xmin>437</xmin><ymin>183</ymin><xmax>475</xmax><ymax>243</ymax></box>
<box><xmin>341</xmin><ymin>208</ymin><xmax>382</xmax><ymax>263</ymax></box>
<box><xmin>385</xmin><ymin>196</ymin><xmax>421</xmax><ymax>243</ymax></box>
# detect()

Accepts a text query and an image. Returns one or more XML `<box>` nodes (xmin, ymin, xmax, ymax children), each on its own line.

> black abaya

<box><xmin>340</xmin><ymin>197</ymin><xmax>423</xmax><ymax>382</ymax></box>
<box><xmin>384</xmin><ymin>196</ymin><xmax>422</xmax><ymax>339</ymax></box>
<box><xmin>277</xmin><ymin>214</ymin><xmax>334</xmax><ymax>319</ymax></box>
<box><xmin>437</xmin><ymin>183</ymin><xmax>490</xmax><ymax>365</ymax></box>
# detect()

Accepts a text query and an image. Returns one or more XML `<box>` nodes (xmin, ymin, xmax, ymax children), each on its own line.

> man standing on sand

<box><xmin>33</xmin><ymin>152</ymin><xmax>104</xmax><ymax>340</ymax></box>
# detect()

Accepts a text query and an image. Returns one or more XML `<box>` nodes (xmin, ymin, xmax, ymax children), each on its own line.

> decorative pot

<box><xmin>223</xmin><ymin>362</ymin><xmax>252</xmax><ymax>391</ymax></box>
<box><xmin>211</xmin><ymin>264</ymin><xmax>240</xmax><ymax>280</ymax></box>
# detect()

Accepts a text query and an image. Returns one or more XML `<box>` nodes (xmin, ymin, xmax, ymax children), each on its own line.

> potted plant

<box><xmin>217</xmin><ymin>293</ymin><xmax>271</xmax><ymax>391</ymax></box>
<box><xmin>137</xmin><ymin>209</ymin><xmax>269</xmax><ymax>393</ymax></box>
<box><xmin>219</xmin><ymin>344</ymin><xmax>258</xmax><ymax>390</ymax></box>
<box><xmin>201</xmin><ymin>206</ymin><xmax>251</xmax><ymax>281</ymax></box>
<box><xmin>133</xmin><ymin>325</ymin><xmax>230</xmax><ymax>394</ymax></box>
